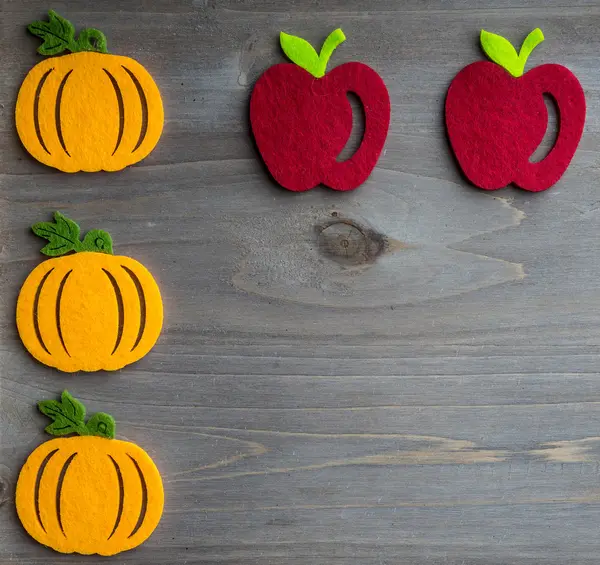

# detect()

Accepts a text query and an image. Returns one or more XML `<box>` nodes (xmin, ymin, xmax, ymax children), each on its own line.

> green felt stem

<box><xmin>28</xmin><ymin>10</ymin><xmax>108</xmax><ymax>56</ymax></box>
<box><xmin>480</xmin><ymin>28</ymin><xmax>545</xmax><ymax>77</ymax></box>
<box><xmin>74</xmin><ymin>27</ymin><xmax>108</xmax><ymax>53</ymax></box>
<box><xmin>518</xmin><ymin>28</ymin><xmax>545</xmax><ymax>65</ymax></box>
<box><xmin>32</xmin><ymin>212</ymin><xmax>114</xmax><ymax>256</ymax></box>
<box><xmin>316</xmin><ymin>28</ymin><xmax>347</xmax><ymax>76</ymax></box>
<box><xmin>280</xmin><ymin>28</ymin><xmax>346</xmax><ymax>78</ymax></box>
<box><xmin>38</xmin><ymin>391</ymin><xmax>116</xmax><ymax>439</ymax></box>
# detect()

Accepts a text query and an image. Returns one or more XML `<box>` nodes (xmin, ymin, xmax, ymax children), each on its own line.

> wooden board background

<box><xmin>3</xmin><ymin>1</ymin><xmax>600</xmax><ymax>563</ymax></box>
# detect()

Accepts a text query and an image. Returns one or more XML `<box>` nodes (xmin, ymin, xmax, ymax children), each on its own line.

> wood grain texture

<box><xmin>2</xmin><ymin>1</ymin><xmax>600</xmax><ymax>563</ymax></box>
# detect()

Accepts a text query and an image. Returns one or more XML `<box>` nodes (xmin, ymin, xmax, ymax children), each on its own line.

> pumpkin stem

<box><xmin>38</xmin><ymin>391</ymin><xmax>116</xmax><ymax>439</ymax></box>
<box><xmin>32</xmin><ymin>212</ymin><xmax>114</xmax><ymax>257</ymax></box>
<box><xmin>80</xmin><ymin>229</ymin><xmax>114</xmax><ymax>253</ymax></box>
<box><xmin>73</xmin><ymin>28</ymin><xmax>109</xmax><ymax>54</ymax></box>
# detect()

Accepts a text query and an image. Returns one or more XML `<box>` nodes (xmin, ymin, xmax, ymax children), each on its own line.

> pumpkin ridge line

<box><xmin>127</xmin><ymin>453</ymin><xmax>148</xmax><ymax>538</ymax></box>
<box><xmin>102</xmin><ymin>268</ymin><xmax>124</xmax><ymax>355</ymax></box>
<box><xmin>103</xmin><ymin>69</ymin><xmax>125</xmax><ymax>156</ymax></box>
<box><xmin>122</xmin><ymin>265</ymin><xmax>146</xmax><ymax>352</ymax></box>
<box><xmin>121</xmin><ymin>66</ymin><xmax>148</xmax><ymax>153</ymax></box>
<box><xmin>34</xmin><ymin>448</ymin><xmax>60</xmax><ymax>533</ymax></box>
<box><xmin>107</xmin><ymin>455</ymin><xmax>125</xmax><ymax>540</ymax></box>
<box><xmin>33</xmin><ymin>68</ymin><xmax>53</xmax><ymax>155</ymax></box>
<box><xmin>56</xmin><ymin>270</ymin><xmax>72</xmax><ymax>358</ymax></box>
<box><xmin>33</xmin><ymin>268</ymin><xmax>54</xmax><ymax>355</ymax></box>
<box><xmin>56</xmin><ymin>452</ymin><xmax>77</xmax><ymax>537</ymax></box>
<box><xmin>55</xmin><ymin>70</ymin><xmax>73</xmax><ymax>158</ymax></box>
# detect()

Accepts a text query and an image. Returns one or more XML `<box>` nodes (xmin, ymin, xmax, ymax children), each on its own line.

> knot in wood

<box><xmin>317</xmin><ymin>220</ymin><xmax>385</xmax><ymax>266</ymax></box>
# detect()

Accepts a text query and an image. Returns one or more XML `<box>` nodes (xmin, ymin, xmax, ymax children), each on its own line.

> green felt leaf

<box><xmin>38</xmin><ymin>391</ymin><xmax>116</xmax><ymax>439</ymax></box>
<box><xmin>43</xmin><ymin>420</ymin><xmax>79</xmax><ymax>436</ymax></box>
<box><xmin>86</xmin><ymin>413</ymin><xmax>116</xmax><ymax>439</ymax></box>
<box><xmin>60</xmin><ymin>390</ymin><xmax>86</xmax><ymax>421</ymax></box>
<box><xmin>28</xmin><ymin>10</ymin><xmax>76</xmax><ymax>56</ymax></box>
<box><xmin>280</xmin><ymin>32</ymin><xmax>322</xmax><ymax>76</ymax></box>
<box><xmin>32</xmin><ymin>212</ymin><xmax>114</xmax><ymax>256</ymax></box>
<box><xmin>27</xmin><ymin>10</ymin><xmax>108</xmax><ymax>55</ymax></box>
<box><xmin>38</xmin><ymin>391</ymin><xmax>88</xmax><ymax>436</ymax></box>
<box><xmin>280</xmin><ymin>28</ymin><xmax>346</xmax><ymax>78</ymax></box>
<box><xmin>32</xmin><ymin>211</ymin><xmax>80</xmax><ymax>256</ymax></box>
<box><xmin>480</xmin><ymin>28</ymin><xmax>544</xmax><ymax>77</ymax></box>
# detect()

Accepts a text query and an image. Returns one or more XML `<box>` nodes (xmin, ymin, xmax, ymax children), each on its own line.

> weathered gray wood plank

<box><xmin>3</xmin><ymin>1</ymin><xmax>600</xmax><ymax>563</ymax></box>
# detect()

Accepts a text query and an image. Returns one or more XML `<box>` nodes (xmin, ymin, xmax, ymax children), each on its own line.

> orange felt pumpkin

<box><xmin>16</xmin><ymin>212</ymin><xmax>163</xmax><ymax>372</ymax></box>
<box><xmin>16</xmin><ymin>391</ymin><xmax>164</xmax><ymax>555</ymax></box>
<box><xmin>15</xmin><ymin>11</ymin><xmax>163</xmax><ymax>172</ymax></box>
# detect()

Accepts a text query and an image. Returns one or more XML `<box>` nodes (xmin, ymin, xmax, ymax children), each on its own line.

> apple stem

<box><xmin>518</xmin><ymin>28</ymin><xmax>545</xmax><ymax>68</ymax></box>
<box><xmin>316</xmin><ymin>28</ymin><xmax>347</xmax><ymax>76</ymax></box>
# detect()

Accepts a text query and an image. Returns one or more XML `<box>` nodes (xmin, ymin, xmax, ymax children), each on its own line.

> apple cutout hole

<box><xmin>529</xmin><ymin>93</ymin><xmax>559</xmax><ymax>163</ymax></box>
<box><xmin>336</xmin><ymin>92</ymin><xmax>366</xmax><ymax>162</ymax></box>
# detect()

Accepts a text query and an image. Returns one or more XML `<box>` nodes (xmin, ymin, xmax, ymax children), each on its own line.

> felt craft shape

<box><xmin>250</xmin><ymin>28</ymin><xmax>391</xmax><ymax>192</ymax></box>
<box><xmin>16</xmin><ymin>10</ymin><xmax>163</xmax><ymax>172</ymax></box>
<box><xmin>17</xmin><ymin>212</ymin><xmax>163</xmax><ymax>372</ymax></box>
<box><xmin>445</xmin><ymin>28</ymin><xmax>586</xmax><ymax>192</ymax></box>
<box><xmin>16</xmin><ymin>391</ymin><xmax>164</xmax><ymax>556</ymax></box>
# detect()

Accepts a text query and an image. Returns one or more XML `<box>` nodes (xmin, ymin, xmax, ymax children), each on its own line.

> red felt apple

<box><xmin>445</xmin><ymin>28</ymin><xmax>586</xmax><ymax>192</ymax></box>
<box><xmin>250</xmin><ymin>29</ymin><xmax>391</xmax><ymax>192</ymax></box>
